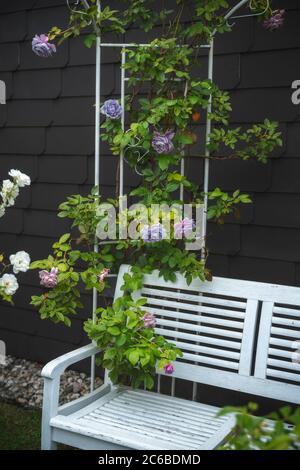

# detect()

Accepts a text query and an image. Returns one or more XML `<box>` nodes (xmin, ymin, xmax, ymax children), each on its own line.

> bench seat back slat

<box><xmin>112</xmin><ymin>265</ymin><xmax>300</xmax><ymax>404</ymax></box>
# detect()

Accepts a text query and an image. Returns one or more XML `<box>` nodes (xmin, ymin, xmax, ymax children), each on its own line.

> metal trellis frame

<box><xmin>89</xmin><ymin>0</ymin><xmax>260</xmax><ymax>392</ymax></box>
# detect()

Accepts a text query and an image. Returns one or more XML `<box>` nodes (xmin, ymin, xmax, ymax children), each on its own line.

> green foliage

<box><xmin>85</xmin><ymin>293</ymin><xmax>182</xmax><ymax>389</ymax></box>
<box><xmin>207</xmin><ymin>188</ymin><xmax>252</xmax><ymax>223</ymax></box>
<box><xmin>218</xmin><ymin>403</ymin><xmax>300</xmax><ymax>450</ymax></box>
<box><xmin>30</xmin><ymin>0</ymin><xmax>282</xmax><ymax>392</ymax></box>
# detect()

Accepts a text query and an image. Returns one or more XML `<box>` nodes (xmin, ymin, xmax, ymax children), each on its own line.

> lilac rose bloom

<box><xmin>164</xmin><ymin>363</ymin><xmax>174</xmax><ymax>375</ymax></box>
<box><xmin>142</xmin><ymin>312</ymin><xmax>156</xmax><ymax>328</ymax></box>
<box><xmin>39</xmin><ymin>267</ymin><xmax>59</xmax><ymax>288</ymax></box>
<box><xmin>174</xmin><ymin>218</ymin><xmax>196</xmax><ymax>239</ymax></box>
<box><xmin>263</xmin><ymin>10</ymin><xmax>285</xmax><ymax>30</ymax></box>
<box><xmin>32</xmin><ymin>34</ymin><xmax>56</xmax><ymax>58</ymax></box>
<box><xmin>141</xmin><ymin>223</ymin><xmax>166</xmax><ymax>243</ymax></box>
<box><xmin>101</xmin><ymin>99</ymin><xmax>123</xmax><ymax>119</ymax></box>
<box><xmin>152</xmin><ymin>130</ymin><xmax>175</xmax><ymax>154</ymax></box>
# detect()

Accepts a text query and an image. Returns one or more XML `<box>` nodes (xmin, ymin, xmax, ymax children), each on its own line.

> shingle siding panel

<box><xmin>61</xmin><ymin>65</ymin><xmax>115</xmax><ymax>97</ymax></box>
<box><xmin>13</xmin><ymin>69</ymin><xmax>61</xmax><ymax>99</ymax></box>
<box><xmin>271</xmin><ymin>159</ymin><xmax>300</xmax><ymax>193</ymax></box>
<box><xmin>0</xmin><ymin>1</ymin><xmax>35</xmax><ymax>13</ymax></box>
<box><xmin>38</xmin><ymin>155</ymin><xmax>88</xmax><ymax>184</ymax></box>
<box><xmin>31</xmin><ymin>183</ymin><xmax>79</xmax><ymax>210</ymax></box>
<box><xmin>230</xmin><ymin>88</ymin><xmax>299</xmax><ymax>123</ymax></box>
<box><xmin>45</xmin><ymin>126</ymin><xmax>94</xmax><ymax>155</ymax></box>
<box><xmin>0</xmin><ymin>12</ymin><xmax>27</xmax><ymax>43</ymax></box>
<box><xmin>0</xmin><ymin>128</ymin><xmax>45</xmax><ymax>154</ymax></box>
<box><xmin>0</xmin><ymin>208</ymin><xmax>23</xmax><ymax>234</ymax></box>
<box><xmin>240</xmin><ymin>49</ymin><xmax>300</xmax><ymax>88</ymax></box>
<box><xmin>23</xmin><ymin>210</ymin><xmax>70</xmax><ymax>237</ymax></box>
<box><xmin>6</xmin><ymin>100</ymin><xmax>53</xmax><ymax>126</ymax></box>
<box><xmin>26</xmin><ymin>6</ymin><xmax>69</xmax><ymax>39</ymax></box>
<box><xmin>240</xmin><ymin>226</ymin><xmax>300</xmax><ymax>262</ymax></box>
<box><xmin>0</xmin><ymin>43</ymin><xmax>20</xmax><ymax>71</ymax></box>
<box><xmin>230</xmin><ymin>256</ymin><xmax>295</xmax><ymax>285</ymax></box>
<box><xmin>52</xmin><ymin>97</ymin><xmax>95</xmax><ymax>126</ymax></box>
<box><xmin>254</xmin><ymin>194</ymin><xmax>300</xmax><ymax>228</ymax></box>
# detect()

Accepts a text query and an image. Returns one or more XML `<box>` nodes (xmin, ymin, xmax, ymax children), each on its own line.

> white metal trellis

<box><xmin>89</xmin><ymin>0</ymin><xmax>256</xmax><ymax>391</ymax></box>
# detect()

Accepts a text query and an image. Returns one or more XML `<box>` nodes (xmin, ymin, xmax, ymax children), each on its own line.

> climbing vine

<box><xmin>30</xmin><ymin>0</ymin><xmax>283</xmax><ymax>389</ymax></box>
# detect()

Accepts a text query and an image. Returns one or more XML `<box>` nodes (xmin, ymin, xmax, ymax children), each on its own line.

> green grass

<box><xmin>0</xmin><ymin>402</ymin><xmax>41</xmax><ymax>450</ymax></box>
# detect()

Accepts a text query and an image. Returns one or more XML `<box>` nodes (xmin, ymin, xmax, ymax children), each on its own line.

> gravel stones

<box><xmin>0</xmin><ymin>355</ymin><xmax>102</xmax><ymax>409</ymax></box>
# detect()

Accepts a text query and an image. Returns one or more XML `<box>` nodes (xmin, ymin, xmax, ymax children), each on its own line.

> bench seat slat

<box><xmin>272</xmin><ymin>317</ymin><xmax>300</xmax><ymax>328</ymax></box>
<box><xmin>181</xmin><ymin>352</ymin><xmax>239</xmax><ymax>370</ymax></box>
<box><xmin>267</xmin><ymin>357</ymin><xmax>300</xmax><ymax>372</ymax></box>
<box><xmin>142</xmin><ymin>287</ymin><xmax>247</xmax><ymax>309</ymax></box>
<box><xmin>267</xmin><ymin>368</ymin><xmax>300</xmax><ymax>383</ymax></box>
<box><xmin>273</xmin><ymin>306</ymin><xmax>300</xmax><ymax>318</ymax></box>
<box><xmin>50</xmin><ymin>388</ymin><xmax>234</xmax><ymax>450</ymax></box>
<box><xmin>269</xmin><ymin>347</ymin><xmax>300</xmax><ymax>360</ymax></box>
<box><xmin>271</xmin><ymin>327</ymin><xmax>300</xmax><ymax>339</ymax></box>
<box><xmin>155</xmin><ymin>327</ymin><xmax>241</xmax><ymax>350</ymax></box>
<box><xmin>170</xmin><ymin>340</ymin><xmax>241</xmax><ymax>359</ymax></box>
<box><xmin>146</xmin><ymin>296</ymin><xmax>245</xmax><ymax>318</ymax></box>
<box><xmin>269</xmin><ymin>337</ymin><xmax>297</xmax><ymax>348</ymax></box>
<box><xmin>146</xmin><ymin>305</ymin><xmax>245</xmax><ymax>322</ymax></box>
<box><xmin>156</xmin><ymin>320</ymin><xmax>243</xmax><ymax>338</ymax></box>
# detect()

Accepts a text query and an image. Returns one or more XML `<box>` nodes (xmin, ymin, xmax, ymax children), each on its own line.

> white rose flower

<box><xmin>0</xmin><ymin>205</ymin><xmax>5</xmax><ymax>218</ymax></box>
<box><xmin>8</xmin><ymin>169</ymin><xmax>31</xmax><ymax>188</ymax></box>
<box><xmin>0</xmin><ymin>274</ymin><xmax>19</xmax><ymax>295</ymax></box>
<box><xmin>0</xmin><ymin>180</ymin><xmax>19</xmax><ymax>207</ymax></box>
<box><xmin>9</xmin><ymin>251</ymin><xmax>31</xmax><ymax>274</ymax></box>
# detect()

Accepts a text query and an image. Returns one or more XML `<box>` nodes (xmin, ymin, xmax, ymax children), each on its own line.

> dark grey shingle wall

<box><xmin>0</xmin><ymin>0</ymin><xmax>300</xmax><ymax>367</ymax></box>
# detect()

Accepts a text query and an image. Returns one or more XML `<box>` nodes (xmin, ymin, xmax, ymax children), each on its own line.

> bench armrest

<box><xmin>42</xmin><ymin>343</ymin><xmax>99</xmax><ymax>380</ymax></box>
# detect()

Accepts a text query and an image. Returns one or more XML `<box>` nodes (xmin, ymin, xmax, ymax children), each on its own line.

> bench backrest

<box><xmin>114</xmin><ymin>265</ymin><xmax>300</xmax><ymax>404</ymax></box>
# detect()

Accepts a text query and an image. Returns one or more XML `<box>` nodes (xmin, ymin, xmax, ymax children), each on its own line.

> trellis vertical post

<box><xmin>119</xmin><ymin>49</ymin><xmax>126</xmax><ymax>198</ymax></box>
<box><xmin>201</xmin><ymin>38</ymin><xmax>214</xmax><ymax>257</ymax></box>
<box><xmin>90</xmin><ymin>3</ymin><xmax>101</xmax><ymax>392</ymax></box>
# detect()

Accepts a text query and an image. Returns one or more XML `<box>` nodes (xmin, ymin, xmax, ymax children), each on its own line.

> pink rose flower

<box><xmin>142</xmin><ymin>312</ymin><xmax>156</xmax><ymax>328</ymax></box>
<box><xmin>39</xmin><ymin>267</ymin><xmax>58</xmax><ymax>288</ymax></box>
<box><xmin>98</xmin><ymin>268</ymin><xmax>110</xmax><ymax>283</ymax></box>
<box><xmin>164</xmin><ymin>363</ymin><xmax>174</xmax><ymax>375</ymax></box>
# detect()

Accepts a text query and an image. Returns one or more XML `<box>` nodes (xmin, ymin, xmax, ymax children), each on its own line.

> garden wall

<box><xmin>0</xmin><ymin>0</ymin><xmax>300</xmax><ymax>396</ymax></box>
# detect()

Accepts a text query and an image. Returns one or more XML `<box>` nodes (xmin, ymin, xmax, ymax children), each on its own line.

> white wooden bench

<box><xmin>41</xmin><ymin>264</ymin><xmax>300</xmax><ymax>450</ymax></box>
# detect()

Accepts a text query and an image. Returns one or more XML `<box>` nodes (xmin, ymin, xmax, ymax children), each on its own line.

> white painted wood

<box><xmin>238</xmin><ymin>299</ymin><xmax>259</xmax><ymax>376</ymax></box>
<box><xmin>41</xmin><ymin>343</ymin><xmax>99</xmax><ymax>380</ymax></box>
<box><xmin>254</xmin><ymin>301</ymin><xmax>274</xmax><ymax>379</ymax></box>
<box><xmin>273</xmin><ymin>306</ymin><xmax>300</xmax><ymax>318</ymax></box>
<box><xmin>50</xmin><ymin>388</ymin><xmax>234</xmax><ymax>450</ymax></box>
<box><xmin>41</xmin><ymin>264</ymin><xmax>300</xmax><ymax>450</ymax></box>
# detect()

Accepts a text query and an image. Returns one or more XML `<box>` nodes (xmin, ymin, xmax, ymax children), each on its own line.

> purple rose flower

<box><xmin>141</xmin><ymin>223</ymin><xmax>166</xmax><ymax>243</ymax></box>
<box><xmin>39</xmin><ymin>267</ymin><xmax>59</xmax><ymax>288</ymax></box>
<box><xmin>142</xmin><ymin>312</ymin><xmax>156</xmax><ymax>328</ymax></box>
<box><xmin>164</xmin><ymin>363</ymin><xmax>174</xmax><ymax>375</ymax></box>
<box><xmin>32</xmin><ymin>34</ymin><xmax>56</xmax><ymax>58</ymax></box>
<box><xmin>152</xmin><ymin>130</ymin><xmax>175</xmax><ymax>154</ymax></box>
<box><xmin>98</xmin><ymin>268</ymin><xmax>110</xmax><ymax>283</ymax></box>
<box><xmin>174</xmin><ymin>218</ymin><xmax>196</xmax><ymax>239</ymax></box>
<box><xmin>101</xmin><ymin>99</ymin><xmax>123</xmax><ymax>119</ymax></box>
<box><xmin>263</xmin><ymin>10</ymin><xmax>285</xmax><ymax>30</ymax></box>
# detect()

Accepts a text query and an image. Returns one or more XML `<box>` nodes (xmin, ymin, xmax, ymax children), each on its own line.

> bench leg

<box><xmin>41</xmin><ymin>427</ymin><xmax>57</xmax><ymax>450</ymax></box>
<box><xmin>41</xmin><ymin>377</ymin><xmax>59</xmax><ymax>450</ymax></box>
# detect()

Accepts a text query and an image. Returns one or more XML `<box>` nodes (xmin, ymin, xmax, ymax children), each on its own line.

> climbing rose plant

<box><xmin>30</xmin><ymin>0</ymin><xmax>283</xmax><ymax>390</ymax></box>
<box><xmin>0</xmin><ymin>170</ymin><xmax>31</xmax><ymax>303</ymax></box>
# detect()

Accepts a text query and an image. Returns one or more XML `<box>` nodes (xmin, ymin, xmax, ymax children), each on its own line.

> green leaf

<box><xmin>128</xmin><ymin>350</ymin><xmax>139</xmax><ymax>366</ymax></box>
<box><xmin>84</xmin><ymin>33</ymin><xmax>96</xmax><ymax>48</ymax></box>
<box><xmin>107</xmin><ymin>326</ymin><xmax>121</xmax><ymax>336</ymax></box>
